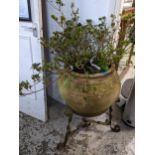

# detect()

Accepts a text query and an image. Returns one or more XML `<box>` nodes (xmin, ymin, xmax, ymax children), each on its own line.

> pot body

<box><xmin>58</xmin><ymin>69</ymin><xmax>121</xmax><ymax>117</ymax></box>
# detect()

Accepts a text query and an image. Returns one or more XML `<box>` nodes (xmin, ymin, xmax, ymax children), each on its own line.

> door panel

<box><xmin>19</xmin><ymin>0</ymin><xmax>47</xmax><ymax>121</ymax></box>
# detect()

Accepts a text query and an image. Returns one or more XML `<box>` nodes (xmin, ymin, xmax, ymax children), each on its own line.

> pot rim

<box><xmin>70</xmin><ymin>65</ymin><xmax>115</xmax><ymax>78</ymax></box>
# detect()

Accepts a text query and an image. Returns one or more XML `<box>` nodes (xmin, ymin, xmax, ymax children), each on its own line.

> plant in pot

<box><xmin>19</xmin><ymin>0</ymin><xmax>134</xmax><ymax>147</ymax></box>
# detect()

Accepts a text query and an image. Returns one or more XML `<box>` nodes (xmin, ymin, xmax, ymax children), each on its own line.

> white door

<box><xmin>19</xmin><ymin>0</ymin><xmax>47</xmax><ymax>121</ymax></box>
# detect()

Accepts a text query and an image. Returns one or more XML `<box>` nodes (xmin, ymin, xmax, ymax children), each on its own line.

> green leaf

<box><xmin>32</xmin><ymin>63</ymin><xmax>41</xmax><ymax>72</ymax></box>
<box><xmin>32</xmin><ymin>74</ymin><xmax>40</xmax><ymax>82</ymax></box>
<box><xmin>60</xmin><ymin>15</ymin><xmax>66</xmax><ymax>23</ymax></box>
<box><xmin>51</xmin><ymin>15</ymin><xmax>58</xmax><ymax>21</ymax></box>
<box><xmin>56</xmin><ymin>0</ymin><xmax>64</xmax><ymax>6</ymax></box>
<box><xmin>86</xmin><ymin>19</ymin><xmax>92</xmax><ymax>24</ymax></box>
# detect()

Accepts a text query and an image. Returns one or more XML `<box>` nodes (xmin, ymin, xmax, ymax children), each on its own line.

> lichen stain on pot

<box><xmin>58</xmin><ymin>68</ymin><xmax>121</xmax><ymax>117</ymax></box>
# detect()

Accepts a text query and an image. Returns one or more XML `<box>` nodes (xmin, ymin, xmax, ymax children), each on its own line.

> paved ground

<box><xmin>19</xmin><ymin>100</ymin><xmax>135</xmax><ymax>155</ymax></box>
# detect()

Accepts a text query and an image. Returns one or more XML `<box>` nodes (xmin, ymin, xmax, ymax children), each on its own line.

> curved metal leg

<box><xmin>82</xmin><ymin>117</ymin><xmax>110</xmax><ymax>126</ymax></box>
<box><xmin>57</xmin><ymin>111</ymin><xmax>91</xmax><ymax>149</ymax></box>
<box><xmin>82</xmin><ymin>106</ymin><xmax>121</xmax><ymax>132</ymax></box>
<box><xmin>57</xmin><ymin>110</ymin><xmax>73</xmax><ymax>149</ymax></box>
<box><xmin>57</xmin><ymin>106</ymin><xmax>120</xmax><ymax>149</ymax></box>
<box><xmin>109</xmin><ymin>106</ymin><xmax>120</xmax><ymax>132</ymax></box>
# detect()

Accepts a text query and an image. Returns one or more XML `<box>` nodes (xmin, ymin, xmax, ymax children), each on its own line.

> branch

<box><xmin>20</xmin><ymin>75</ymin><xmax>60</xmax><ymax>96</ymax></box>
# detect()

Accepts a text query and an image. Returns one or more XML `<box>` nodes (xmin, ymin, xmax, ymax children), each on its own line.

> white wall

<box><xmin>75</xmin><ymin>0</ymin><xmax>109</xmax><ymax>23</ymax></box>
<box><xmin>44</xmin><ymin>0</ymin><xmax>123</xmax><ymax>103</ymax></box>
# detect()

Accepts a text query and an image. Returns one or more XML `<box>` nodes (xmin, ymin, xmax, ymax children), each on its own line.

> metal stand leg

<box><xmin>109</xmin><ymin>106</ymin><xmax>120</xmax><ymax>132</ymax></box>
<box><xmin>80</xmin><ymin>106</ymin><xmax>120</xmax><ymax>132</ymax></box>
<box><xmin>57</xmin><ymin>110</ymin><xmax>73</xmax><ymax>149</ymax></box>
<box><xmin>63</xmin><ymin>111</ymin><xmax>73</xmax><ymax>146</ymax></box>
<box><xmin>57</xmin><ymin>106</ymin><xmax>120</xmax><ymax>149</ymax></box>
<box><xmin>82</xmin><ymin>117</ymin><xmax>110</xmax><ymax>126</ymax></box>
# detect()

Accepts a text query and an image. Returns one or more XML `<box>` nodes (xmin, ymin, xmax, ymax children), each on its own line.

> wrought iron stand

<box><xmin>57</xmin><ymin>106</ymin><xmax>120</xmax><ymax>149</ymax></box>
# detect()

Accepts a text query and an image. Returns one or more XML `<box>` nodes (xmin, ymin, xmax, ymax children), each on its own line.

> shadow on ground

<box><xmin>19</xmin><ymin>99</ymin><xmax>135</xmax><ymax>155</ymax></box>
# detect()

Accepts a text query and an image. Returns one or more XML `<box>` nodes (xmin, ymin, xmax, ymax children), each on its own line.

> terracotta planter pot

<box><xmin>58</xmin><ymin>67</ymin><xmax>121</xmax><ymax>117</ymax></box>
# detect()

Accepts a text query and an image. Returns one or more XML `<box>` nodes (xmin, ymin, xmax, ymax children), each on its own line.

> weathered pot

<box><xmin>58</xmin><ymin>67</ymin><xmax>121</xmax><ymax>117</ymax></box>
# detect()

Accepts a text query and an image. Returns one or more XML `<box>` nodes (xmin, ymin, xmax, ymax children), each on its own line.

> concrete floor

<box><xmin>19</xmin><ymin>100</ymin><xmax>135</xmax><ymax>155</ymax></box>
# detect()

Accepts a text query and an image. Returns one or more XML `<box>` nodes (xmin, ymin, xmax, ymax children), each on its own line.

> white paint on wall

<box><xmin>75</xmin><ymin>0</ymin><xmax>109</xmax><ymax>23</ymax></box>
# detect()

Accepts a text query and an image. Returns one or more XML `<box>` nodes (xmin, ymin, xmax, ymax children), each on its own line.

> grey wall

<box><xmin>42</xmin><ymin>0</ymin><xmax>122</xmax><ymax>104</ymax></box>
